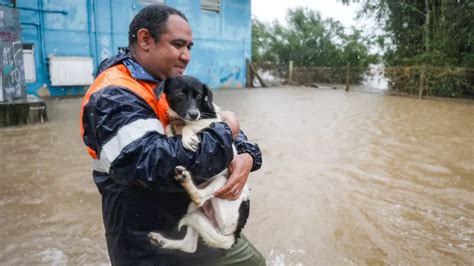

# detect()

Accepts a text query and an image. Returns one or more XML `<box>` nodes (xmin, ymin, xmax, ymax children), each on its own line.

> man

<box><xmin>80</xmin><ymin>4</ymin><xmax>265</xmax><ymax>266</ymax></box>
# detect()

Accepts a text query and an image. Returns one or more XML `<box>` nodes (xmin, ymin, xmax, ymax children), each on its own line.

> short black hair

<box><xmin>128</xmin><ymin>5</ymin><xmax>188</xmax><ymax>46</ymax></box>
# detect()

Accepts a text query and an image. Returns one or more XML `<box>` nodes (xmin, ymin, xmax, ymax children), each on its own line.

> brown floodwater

<box><xmin>0</xmin><ymin>87</ymin><xmax>473</xmax><ymax>265</ymax></box>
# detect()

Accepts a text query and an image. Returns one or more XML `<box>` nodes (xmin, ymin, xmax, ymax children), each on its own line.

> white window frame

<box><xmin>201</xmin><ymin>0</ymin><xmax>221</xmax><ymax>13</ymax></box>
<box><xmin>49</xmin><ymin>56</ymin><xmax>94</xmax><ymax>86</ymax></box>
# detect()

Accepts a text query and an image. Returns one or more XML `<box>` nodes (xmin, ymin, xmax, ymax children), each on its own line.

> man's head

<box><xmin>128</xmin><ymin>5</ymin><xmax>193</xmax><ymax>80</ymax></box>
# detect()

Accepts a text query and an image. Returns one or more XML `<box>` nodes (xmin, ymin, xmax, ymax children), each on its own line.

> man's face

<box><xmin>146</xmin><ymin>15</ymin><xmax>193</xmax><ymax>80</ymax></box>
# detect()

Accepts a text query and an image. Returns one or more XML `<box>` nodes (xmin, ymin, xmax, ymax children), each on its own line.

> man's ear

<box><xmin>136</xmin><ymin>28</ymin><xmax>153</xmax><ymax>51</ymax></box>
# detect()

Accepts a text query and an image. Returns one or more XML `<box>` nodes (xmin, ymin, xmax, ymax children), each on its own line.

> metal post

<box><xmin>289</xmin><ymin>60</ymin><xmax>294</xmax><ymax>84</ymax></box>
<box><xmin>245</xmin><ymin>59</ymin><xmax>252</xmax><ymax>87</ymax></box>
<box><xmin>418</xmin><ymin>66</ymin><xmax>426</xmax><ymax>99</ymax></box>
<box><xmin>345</xmin><ymin>63</ymin><xmax>351</xmax><ymax>92</ymax></box>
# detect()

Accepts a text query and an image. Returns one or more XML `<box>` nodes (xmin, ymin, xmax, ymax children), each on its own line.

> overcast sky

<box><xmin>251</xmin><ymin>0</ymin><xmax>362</xmax><ymax>29</ymax></box>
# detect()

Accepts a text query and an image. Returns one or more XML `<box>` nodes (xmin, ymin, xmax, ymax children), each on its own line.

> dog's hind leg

<box><xmin>148</xmin><ymin>204</ymin><xmax>201</xmax><ymax>253</ymax></box>
<box><xmin>213</xmin><ymin>185</ymin><xmax>250</xmax><ymax>235</ymax></box>
<box><xmin>148</xmin><ymin>225</ymin><xmax>199</xmax><ymax>253</ymax></box>
<box><xmin>175</xmin><ymin>166</ymin><xmax>227</xmax><ymax>207</ymax></box>
<box><xmin>196</xmin><ymin>174</ymin><xmax>227</xmax><ymax>201</ymax></box>
<box><xmin>180</xmin><ymin>211</ymin><xmax>235</xmax><ymax>249</ymax></box>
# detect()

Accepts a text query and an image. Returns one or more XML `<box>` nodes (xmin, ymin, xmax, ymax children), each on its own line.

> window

<box><xmin>49</xmin><ymin>56</ymin><xmax>94</xmax><ymax>86</ymax></box>
<box><xmin>22</xmin><ymin>43</ymin><xmax>36</xmax><ymax>83</ymax></box>
<box><xmin>140</xmin><ymin>0</ymin><xmax>165</xmax><ymax>6</ymax></box>
<box><xmin>201</xmin><ymin>0</ymin><xmax>221</xmax><ymax>13</ymax></box>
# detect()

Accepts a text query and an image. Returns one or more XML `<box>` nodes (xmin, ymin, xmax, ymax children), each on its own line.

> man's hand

<box><xmin>219</xmin><ymin>111</ymin><xmax>240</xmax><ymax>139</ymax></box>
<box><xmin>214</xmin><ymin>153</ymin><xmax>253</xmax><ymax>200</ymax></box>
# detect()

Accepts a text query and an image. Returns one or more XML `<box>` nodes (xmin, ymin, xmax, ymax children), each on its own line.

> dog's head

<box><xmin>162</xmin><ymin>75</ymin><xmax>217</xmax><ymax>121</ymax></box>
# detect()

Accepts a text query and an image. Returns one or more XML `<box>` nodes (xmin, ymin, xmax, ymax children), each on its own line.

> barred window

<box><xmin>201</xmin><ymin>0</ymin><xmax>221</xmax><ymax>13</ymax></box>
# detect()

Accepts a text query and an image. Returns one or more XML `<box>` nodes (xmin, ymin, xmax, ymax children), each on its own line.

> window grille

<box><xmin>201</xmin><ymin>0</ymin><xmax>220</xmax><ymax>13</ymax></box>
<box><xmin>140</xmin><ymin>0</ymin><xmax>165</xmax><ymax>6</ymax></box>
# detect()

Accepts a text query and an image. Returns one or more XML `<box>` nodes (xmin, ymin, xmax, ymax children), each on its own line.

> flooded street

<box><xmin>0</xmin><ymin>87</ymin><xmax>473</xmax><ymax>265</ymax></box>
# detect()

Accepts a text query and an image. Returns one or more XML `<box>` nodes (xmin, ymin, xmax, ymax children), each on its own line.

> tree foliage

<box><xmin>252</xmin><ymin>7</ymin><xmax>377</xmax><ymax>83</ymax></box>
<box><xmin>343</xmin><ymin>0</ymin><xmax>473</xmax><ymax>67</ymax></box>
<box><xmin>341</xmin><ymin>0</ymin><xmax>473</xmax><ymax>97</ymax></box>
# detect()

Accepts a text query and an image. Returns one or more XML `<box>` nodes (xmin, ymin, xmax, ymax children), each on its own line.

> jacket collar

<box><xmin>96</xmin><ymin>48</ymin><xmax>161</xmax><ymax>83</ymax></box>
<box><xmin>122</xmin><ymin>57</ymin><xmax>160</xmax><ymax>83</ymax></box>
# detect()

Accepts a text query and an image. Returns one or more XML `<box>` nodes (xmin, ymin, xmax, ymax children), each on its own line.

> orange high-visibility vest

<box><xmin>80</xmin><ymin>64</ymin><xmax>169</xmax><ymax>159</ymax></box>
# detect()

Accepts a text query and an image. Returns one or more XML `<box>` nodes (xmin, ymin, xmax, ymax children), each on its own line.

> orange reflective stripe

<box><xmin>87</xmin><ymin>146</ymin><xmax>98</xmax><ymax>159</ymax></box>
<box><xmin>80</xmin><ymin>64</ymin><xmax>169</xmax><ymax>159</ymax></box>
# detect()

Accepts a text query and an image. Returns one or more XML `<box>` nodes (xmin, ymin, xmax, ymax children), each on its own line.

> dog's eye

<box><xmin>175</xmin><ymin>93</ymin><xmax>185</xmax><ymax>99</ymax></box>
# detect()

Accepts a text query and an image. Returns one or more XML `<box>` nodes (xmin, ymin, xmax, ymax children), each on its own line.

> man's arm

<box><xmin>233</xmin><ymin>130</ymin><xmax>262</xmax><ymax>172</ymax></box>
<box><xmin>220</xmin><ymin>111</ymin><xmax>263</xmax><ymax>171</ymax></box>
<box><xmin>82</xmin><ymin>87</ymin><xmax>235</xmax><ymax>191</ymax></box>
<box><xmin>215</xmin><ymin>125</ymin><xmax>263</xmax><ymax>200</ymax></box>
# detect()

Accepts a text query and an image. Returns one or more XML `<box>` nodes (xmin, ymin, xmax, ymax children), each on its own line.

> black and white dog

<box><xmin>147</xmin><ymin>75</ymin><xmax>250</xmax><ymax>253</ymax></box>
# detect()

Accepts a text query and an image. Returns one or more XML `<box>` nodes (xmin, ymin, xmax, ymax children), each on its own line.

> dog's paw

<box><xmin>174</xmin><ymin>166</ymin><xmax>190</xmax><ymax>183</ymax></box>
<box><xmin>148</xmin><ymin>232</ymin><xmax>165</xmax><ymax>247</ymax></box>
<box><xmin>182</xmin><ymin>133</ymin><xmax>200</xmax><ymax>152</ymax></box>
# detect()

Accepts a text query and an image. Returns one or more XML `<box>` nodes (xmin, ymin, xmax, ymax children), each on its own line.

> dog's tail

<box><xmin>178</xmin><ymin>212</ymin><xmax>235</xmax><ymax>249</ymax></box>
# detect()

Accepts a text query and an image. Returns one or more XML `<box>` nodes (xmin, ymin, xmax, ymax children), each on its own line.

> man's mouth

<box><xmin>176</xmin><ymin>66</ymin><xmax>186</xmax><ymax>74</ymax></box>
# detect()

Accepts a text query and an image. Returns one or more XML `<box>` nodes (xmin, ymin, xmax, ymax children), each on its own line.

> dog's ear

<box><xmin>203</xmin><ymin>84</ymin><xmax>213</xmax><ymax>104</ymax></box>
<box><xmin>201</xmin><ymin>84</ymin><xmax>217</xmax><ymax>118</ymax></box>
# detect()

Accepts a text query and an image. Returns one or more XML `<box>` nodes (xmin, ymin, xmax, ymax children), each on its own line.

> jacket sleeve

<box><xmin>82</xmin><ymin>86</ymin><xmax>235</xmax><ymax>191</ymax></box>
<box><xmin>233</xmin><ymin>131</ymin><xmax>262</xmax><ymax>172</ymax></box>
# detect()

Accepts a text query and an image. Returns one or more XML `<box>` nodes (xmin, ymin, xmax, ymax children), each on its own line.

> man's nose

<box><xmin>180</xmin><ymin>48</ymin><xmax>191</xmax><ymax>63</ymax></box>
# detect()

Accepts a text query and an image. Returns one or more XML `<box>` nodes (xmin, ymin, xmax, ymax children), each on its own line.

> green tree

<box><xmin>252</xmin><ymin>7</ymin><xmax>377</xmax><ymax>83</ymax></box>
<box><xmin>341</xmin><ymin>0</ymin><xmax>474</xmax><ymax>97</ymax></box>
<box><xmin>251</xmin><ymin>18</ymin><xmax>273</xmax><ymax>63</ymax></box>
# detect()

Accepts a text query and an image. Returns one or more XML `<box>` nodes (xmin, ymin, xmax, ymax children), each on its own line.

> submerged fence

<box><xmin>252</xmin><ymin>62</ymin><xmax>474</xmax><ymax>99</ymax></box>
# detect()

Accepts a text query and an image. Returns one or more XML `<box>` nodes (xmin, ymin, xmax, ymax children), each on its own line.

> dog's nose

<box><xmin>188</xmin><ymin>110</ymin><xmax>200</xmax><ymax>120</ymax></box>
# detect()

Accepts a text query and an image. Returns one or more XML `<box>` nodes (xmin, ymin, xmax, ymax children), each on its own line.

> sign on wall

<box><xmin>0</xmin><ymin>6</ymin><xmax>25</xmax><ymax>102</ymax></box>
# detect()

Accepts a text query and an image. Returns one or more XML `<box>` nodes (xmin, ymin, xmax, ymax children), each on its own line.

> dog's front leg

<box><xmin>181</xmin><ymin>126</ymin><xmax>200</xmax><ymax>151</ymax></box>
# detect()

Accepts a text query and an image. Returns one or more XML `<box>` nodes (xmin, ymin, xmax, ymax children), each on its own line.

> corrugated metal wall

<box><xmin>15</xmin><ymin>0</ymin><xmax>251</xmax><ymax>97</ymax></box>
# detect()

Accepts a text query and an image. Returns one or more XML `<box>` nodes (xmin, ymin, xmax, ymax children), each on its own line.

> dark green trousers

<box><xmin>171</xmin><ymin>235</ymin><xmax>266</xmax><ymax>266</ymax></box>
<box><xmin>214</xmin><ymin>235</ymin><xmax>266</xmax><ymax>266</ymax></box>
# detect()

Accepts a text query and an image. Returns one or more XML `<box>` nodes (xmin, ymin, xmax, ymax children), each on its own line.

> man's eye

<box><xmin>170</xmin><ymin>42</ymin><xmax>180</xmax><ymax>48</ymax></box>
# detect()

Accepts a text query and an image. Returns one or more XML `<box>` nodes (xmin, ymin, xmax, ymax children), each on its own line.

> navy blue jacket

<box><xmin>81</xmin><ymin>50</ymin><xmax>262</xmax><ymax>265</ymax></box>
